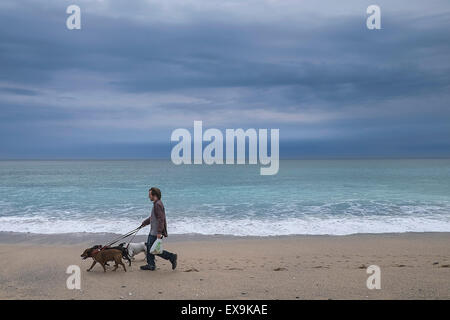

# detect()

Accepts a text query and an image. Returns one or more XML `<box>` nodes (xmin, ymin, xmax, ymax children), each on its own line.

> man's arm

<box><xmin>140</xmin><ymin>216</ymin><xmax>150</xmax><ymax>227</ymax></box>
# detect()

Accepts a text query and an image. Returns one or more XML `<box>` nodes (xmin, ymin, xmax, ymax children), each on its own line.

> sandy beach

<box><xmin>0</xmin><ymin>232</ymin><xmax>449</xmax><ymax>300</ymax></box>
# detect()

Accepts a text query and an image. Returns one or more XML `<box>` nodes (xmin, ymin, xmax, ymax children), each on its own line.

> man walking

<box><xmin>140</xmin><ymin>187</ymin><xmax>177</xmax><ymax>271</ymax></box>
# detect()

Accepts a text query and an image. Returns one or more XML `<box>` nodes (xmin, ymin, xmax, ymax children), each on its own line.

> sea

<box><xmin>0</xmin><ymin>159</ymin><xmax>449</xmax><ymax>236</ymax></box>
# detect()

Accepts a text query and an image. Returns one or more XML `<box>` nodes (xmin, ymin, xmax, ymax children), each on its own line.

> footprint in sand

<box><xmin>184</xmin><ymin>268</ymin><xmax>199</xmax><ymax>272</ymax></box>
<box><xmin>440</xmin><ymin>264</ymin><xmax>450</xmax><ymax>268</ymax></box>
<box><xmin>273</xmin><ymin>267</ymin><xmax>288</xmax><ymax>271</ymax></box>
<box><xmin>226</xmin><ymin>267</ymin><xmax>243</xmax><ymax>271</ymax></box>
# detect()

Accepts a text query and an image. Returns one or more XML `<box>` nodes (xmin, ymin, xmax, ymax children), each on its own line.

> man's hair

<box><xmin>149</xmin><ymin>187</ymin><xmax>161</xmax><ymax>200</ymax></box>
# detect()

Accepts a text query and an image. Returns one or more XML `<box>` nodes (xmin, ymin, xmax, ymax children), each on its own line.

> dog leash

<box><xmin>103</xmin><ymin>226</ymin><xmax>142</xmax><ymax>248</ymax></box>
<box><xmin>125</xmin><ymin>228</ymin><xmax>141</xmax><ymax>249</ymax></box>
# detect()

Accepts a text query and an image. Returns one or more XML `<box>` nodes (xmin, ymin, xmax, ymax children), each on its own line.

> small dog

<box><xmin>81</xmin><ymin>246</ymin><xmax>127</xmax><ymax>272</ymax></box>
<box><xmin>127</xmin><ymin>242</ymin><xmax>147</xmax><ymax>260</ymax></box>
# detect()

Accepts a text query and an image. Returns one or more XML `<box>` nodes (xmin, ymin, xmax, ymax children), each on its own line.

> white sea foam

<box><xmin>0</xmin><ymin>214</ymin><xmax>449</xmax><ymax>236</ymax></box>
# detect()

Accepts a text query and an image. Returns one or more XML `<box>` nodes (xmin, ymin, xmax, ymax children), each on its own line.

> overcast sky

<box><xmin>0</xmin><ymin>0</ymin><xmax>449</xmax><ymax>159</ymax></box>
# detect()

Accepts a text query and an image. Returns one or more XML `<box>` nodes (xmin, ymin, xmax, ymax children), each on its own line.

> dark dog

<box><xmin>81</xmin><ymin>246</ymin><xmax>126</xmax><ymax>272</ymax></box>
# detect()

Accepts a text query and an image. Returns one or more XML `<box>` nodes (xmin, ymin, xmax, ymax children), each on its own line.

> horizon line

<box><xmin>1</xmin><ymin>156</ymin><xmax>450</xmax><ymax>161</ymax></box>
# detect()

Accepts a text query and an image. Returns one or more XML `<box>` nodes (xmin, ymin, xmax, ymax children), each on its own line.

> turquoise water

<box><xmin>0</xmin><ymin>159</ymin><xmax>449</xmax><ymax>235</ymax></box>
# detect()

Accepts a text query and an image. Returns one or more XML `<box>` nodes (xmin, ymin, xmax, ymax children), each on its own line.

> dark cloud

<box><xmin>0</xmin><ymin>0</ymin><xmax>449</xmax><ymax>158</ymax></box>
<box><xmin>0</xmin><ymin>87</ymin><xmax>39</xmax><ymax>96</ymax></box>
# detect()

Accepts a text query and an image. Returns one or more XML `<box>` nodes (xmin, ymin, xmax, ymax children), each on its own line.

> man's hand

<box><xmin>157</xmin><ymin>234</ymin><xmax>162</xmax><ymax>239</ymax></box>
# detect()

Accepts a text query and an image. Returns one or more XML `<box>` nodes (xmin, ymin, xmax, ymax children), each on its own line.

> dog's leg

<box><xmin>120</xmin><ymin>260</ymin><xmax>127</xmax><ymax>272</ymax></box>
<box><xmin>101</xmin><ymin>262</ymin><xmax>107</xmax><ymax>272</ymax></box>
<box><xmin>87</xmin><ymin>260</ymin><xmax>96</xmax><ymax>272</ymax></box>
<box><xmin>121</xmin><ymin>249</ymin><xmax>132</xmax><ymax>266</ymax></box>
<box><xmin>113</xmin><ymin>256</ymin><xmax>120</xmax><ymax>271</ymax></box>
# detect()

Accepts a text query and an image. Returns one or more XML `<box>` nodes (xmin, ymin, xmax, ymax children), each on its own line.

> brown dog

<box><xmin>81</xmin><ymin>246</ymin><xmax>127</xmax><ymax>272</ymax></box>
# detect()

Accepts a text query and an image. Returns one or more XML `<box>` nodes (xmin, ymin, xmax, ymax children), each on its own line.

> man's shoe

<box><xmin>140</xmin><ymin>264</ymin><xmax>155</xmax><ymax>271</ymax></box>
<box><xmin>170</xmin><ymin>254</ymin><xmax>178</xmax><ymax>270</ymax></box>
